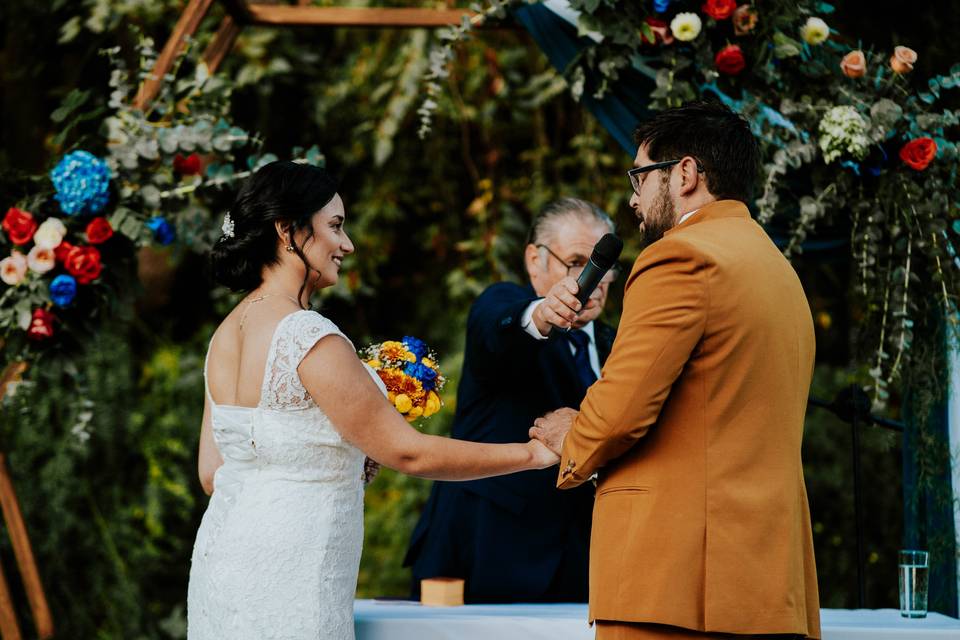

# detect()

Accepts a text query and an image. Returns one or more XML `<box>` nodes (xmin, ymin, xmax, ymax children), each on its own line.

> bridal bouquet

<box><xmin>361</xmin><ymin>336</ymin><xmax>445</xmax><ymax>422</ymax></box>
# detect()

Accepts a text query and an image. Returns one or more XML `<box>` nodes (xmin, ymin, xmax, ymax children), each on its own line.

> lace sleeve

<box><xmin>261</xmin><ymin>310</ymin><xmax>353</xmax><ymax>410</ymax></box>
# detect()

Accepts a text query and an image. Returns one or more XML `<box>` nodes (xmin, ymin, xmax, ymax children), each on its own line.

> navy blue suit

<box><xmin>403</xmin><ymin>282</ymin><xmax>615</xmax><ymax>603</ymax></box>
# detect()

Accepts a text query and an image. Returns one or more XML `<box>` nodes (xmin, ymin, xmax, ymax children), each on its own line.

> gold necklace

<box><xmin>239</xmin><ymin>292</ymin><xmax>303</xmax><ymax>330</ymax></box>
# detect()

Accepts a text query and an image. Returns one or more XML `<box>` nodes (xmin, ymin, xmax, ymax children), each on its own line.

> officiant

<box><xmin>403</xmin><ymin>197</ymin><xmax>618</xmax><ymax>603</ymax></box>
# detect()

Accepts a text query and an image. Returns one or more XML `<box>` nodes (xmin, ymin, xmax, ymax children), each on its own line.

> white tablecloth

<box><xmin>354</xmin><ymin>600</ymin><xmax>960</xmax><ymax>640</ymax></box>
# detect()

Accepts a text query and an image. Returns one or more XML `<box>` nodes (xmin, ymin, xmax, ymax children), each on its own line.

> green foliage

<box><xmin>0</xmin><ymin>326</ymin><xmax>208</xmax><ymax>638</ymax></box>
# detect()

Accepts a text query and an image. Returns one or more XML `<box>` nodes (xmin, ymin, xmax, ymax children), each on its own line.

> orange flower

<box><xmin>890</xmin><ymin>46</ymin><xmax>917</xmax><ymax>74</ymax></box>
<box><xmin>899</xmin><ymin>138</ymin><xmax>937</xmax><ymax>171</ymax></box>
<box><xmin>840</xmin><ymin>50</ymin><xmax>866</xmax><ymax>78</ymax></box>
<box><xmin>732</xmin><ymin>5</ymin><xmax>757</xmax><ymax>35</ymax></box>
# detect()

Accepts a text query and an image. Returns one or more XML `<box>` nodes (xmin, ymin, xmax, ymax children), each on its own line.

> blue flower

<box><xmin>404</xmin><ymin>361</ymin><xmax>438</xmax><ymax>391</ymax></box>
<box><xmin>652</xmin><ymin>0</ymin><xmax>671</xmax><ymax>12</ymax></box>
<box><xmin>49</xmin><ymin>274</ymin><xmax>77</xmax><ymax>307</ymax></box>
<box><xmin>50</xmin><ymin>150</ymin><xmax>111</xmax><ymax>216</ymax></box>
<box><xmin>402</xmin><ymin>336</ymin><xmax>428</xmax><ymax>359</ymax></box>
<box><xmin>147</xmin><ymin>216</ymin><xmax>176</xmax><ymax>245</ymax></box>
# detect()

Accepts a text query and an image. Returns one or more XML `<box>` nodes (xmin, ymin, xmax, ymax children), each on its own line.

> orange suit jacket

<box><xmin>558</xmin><ymin>199</ymin><xmax>820</xmax><ymax>638</ymax></box>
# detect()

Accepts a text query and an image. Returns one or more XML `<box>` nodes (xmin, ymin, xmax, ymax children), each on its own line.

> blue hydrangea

<box><xmin>653</xmin><ymin>0</ymin><xmax>671</xmax><ymax>12</ymax></box>
<box><xmin>50</xmin><ymin>151</ymin><xmax>111</xmax><ymax>216</ymax></box>
<box><xmin>147</xmin><ymin>216</ymin><xmax>176</xmax><ymax>245</ymax></box>
<box><xmin>404</xmin><ymin>361</ymin><xmax>438</xmax><ymax>392</ymax></box>
<box><xmin>49</xmin><ymin>274</ymin><xmax>77</xmax><ymax>307</ymax></box>
<box><xmin>402</xmin><ymin>336</ymin><xmax>428</xmax><ymax>359</ymax></box>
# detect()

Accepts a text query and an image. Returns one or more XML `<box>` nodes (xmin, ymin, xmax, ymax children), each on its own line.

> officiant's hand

<box><xmin>532</xmin><ymin>276</ymin><xmax>600</xmax><ymax>334</ymax></box>
<box><xmin>529</xmin><ymin>407</ymin><xmax>578</xmax><ymax>455</ymax></box>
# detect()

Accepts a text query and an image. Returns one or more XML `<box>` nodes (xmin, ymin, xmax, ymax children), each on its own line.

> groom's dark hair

<box><xmin>210</xmin><ymin>161</ymin><xmax>338</xmax><ymax>303</ymax></box>
<box><xmin>633</xmin><ymin>100</ymin><xmax>760</xmax><ymax>203</ymax></box>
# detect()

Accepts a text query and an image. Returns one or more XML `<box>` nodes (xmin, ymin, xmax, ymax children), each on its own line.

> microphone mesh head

<box><xmin>591</xmin><ymin>233</ymin><xmax>624</xmax><ymax>269</ymax></box>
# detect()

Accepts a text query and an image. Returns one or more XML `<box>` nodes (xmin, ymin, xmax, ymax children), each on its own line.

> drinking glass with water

<box><xmin>899</xmin><ymin>549</ymin><xmax>929</xmax><ymax>618</ymax></box>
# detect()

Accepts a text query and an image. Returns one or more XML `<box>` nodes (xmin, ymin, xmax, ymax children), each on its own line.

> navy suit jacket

<box><xmin>403</xmin><ymin>282</ymin><xmax>615</xmax><ymax>602</ymax></box>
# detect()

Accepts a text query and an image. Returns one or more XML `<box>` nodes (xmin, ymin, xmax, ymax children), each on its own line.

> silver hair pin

<box><xmin>221</xmin><ymin>212</ymin><xmax>235</xmax><ymax>239</ymax></box>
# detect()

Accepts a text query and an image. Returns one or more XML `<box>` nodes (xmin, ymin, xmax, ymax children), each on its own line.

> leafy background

<box><xmin>0</xmin><ymin>0</ymin><xmax>957</xmax><ymax>637</ymax></box>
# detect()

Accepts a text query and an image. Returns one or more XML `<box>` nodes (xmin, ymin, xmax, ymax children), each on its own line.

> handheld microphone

<box><xmin>546</xmin><ymin>233</ymin><xmax>624</xmax><ymax>337</ymax></box>
<box><xmin>574</xmin><ymin>233</ymin><xmax>624</xmax><ymax>307</ymax></box>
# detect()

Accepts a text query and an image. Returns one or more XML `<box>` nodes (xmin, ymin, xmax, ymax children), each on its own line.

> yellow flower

<box><xmin>408</xmin><ymin>406</ymin><xmax>424</xmax><ymax>419</ymax></box>
<box><xmin>800</xmin><ymin>17</ymin><xmax>829</xmax><ymax>46</ymax></box>
<box><xmin>394</xmin><ymin>394</ymin><xmax>412</xmax><ymax>413</ymax></box>
<box><xmin>380</xmin><ymin>341</ymin><xmax>413</xmax><ymax>362</ymax></box>
<box><xmin>422</xmin><ymin>357</ymin><xmax>436</xmax><ymax>369</ymax></box>
<box><xmin>366</xmin><ymin>359</ymin><xmax>382</xmax><ymax>370</ymax></box>
<box><xmin>388</xmin><ymin>391</ymin><xmax>396</xmax><ymax>403</ymax></box>
<box><xmin>669</xmin><ymin>12</ymin><xmax>702</xmax><ymax>42</ymax></box>
<box><xmin>423</xmin><ymin>391</ymin><xmax>442</xmax><ymax>417</ymax></box>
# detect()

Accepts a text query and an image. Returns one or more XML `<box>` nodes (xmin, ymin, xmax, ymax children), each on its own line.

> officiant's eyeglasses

<box><xmin>627</xmin><ymin>158</ymin><xmax>704</xmax><ymax>195</ymax></box>
<box><xmin>537</xmin><ymin>244</ymin><xmax>622</xmax><ymax>282</ymax></box>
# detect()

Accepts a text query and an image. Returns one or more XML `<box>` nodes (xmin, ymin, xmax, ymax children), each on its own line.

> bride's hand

<box><xmin>526</xmin><ymin>439</ymin><xmax>560</xmax><ymax>469</ymax></box>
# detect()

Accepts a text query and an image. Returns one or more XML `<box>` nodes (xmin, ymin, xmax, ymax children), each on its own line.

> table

<box><xmin>354</xmin><ymin>600</ymin><xmax>960</xmax><ymax>640</ymax></box>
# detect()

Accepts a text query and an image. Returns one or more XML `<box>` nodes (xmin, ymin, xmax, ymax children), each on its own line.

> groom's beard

<box><xmin>638</xmin><ymin>182</ymin><xmax>677</xmax><ymax>252</ymax></box>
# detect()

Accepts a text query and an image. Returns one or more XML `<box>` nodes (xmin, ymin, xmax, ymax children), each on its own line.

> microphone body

<box><xmin>545</xmin><ymin>233</ymin><xmax>623</xmax><ymax>336</ymax></box>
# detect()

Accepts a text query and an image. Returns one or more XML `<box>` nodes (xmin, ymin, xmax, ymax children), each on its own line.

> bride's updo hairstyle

<box><xmin>211</xmin><ymin>160</ymin><xmax>338</xmax><ymax>299</ymax></box>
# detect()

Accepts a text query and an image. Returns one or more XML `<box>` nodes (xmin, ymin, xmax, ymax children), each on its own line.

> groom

<box><xmin>531</xmin><ymin>102</ymin><xmax>821</xmax><ymax>639</ymax></box>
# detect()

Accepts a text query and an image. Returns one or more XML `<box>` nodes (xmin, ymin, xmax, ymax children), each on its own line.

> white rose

<box><xmin>670</xmin><ymin>12</ymin><xmax>703</xmax><ymax>42</ymax></box>
<box><xmin>0</xmin><ymin>251</ymin><xmax>27</xmax><ymax>285</ymax></box>
<box><xmin>801</xmin><ymin>17</ymin><xmax>830</xmax><ymax>46</ymax></box>
<box><xmin>34</xmin><ymin>218</ymin><xmax>67</xmax><ymax>250</ymax></box>
<box><xmin>27</xmin><ymin>246</ymin><xmax>55</xmax><ymax>274</ymax></box>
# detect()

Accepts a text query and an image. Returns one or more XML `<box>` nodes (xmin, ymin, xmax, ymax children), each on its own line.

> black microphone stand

<box><xmin>808</xmin><ymin>384</ymin><xmax>905</xmax><ymax>609</ymax></box>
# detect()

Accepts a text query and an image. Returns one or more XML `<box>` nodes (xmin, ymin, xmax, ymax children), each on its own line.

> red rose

<box><xmin>173</xmin><ymin>152</ymin><xmax>203</xmax><ymax>176</ymax></box>
<box><xmin>702</xmin><ymin>0</ymin><xmax>737</xmax><ymax>20</ymax></box>
<box><xmin>85</xmin><ymin>217</ymin><xmax>114</xmax><ymax>244</ymax></box>
<box><xmin>899</xmin><ymin>137</ymin><xmax>937</xmax><ymax>171</ymax></box>
<box><xmin>27</xmin><ymin>308</ymin><xmax>55</xmax><ymax>341</ymax></box>
<box><xmin>715</xmin><ymin>44</ymin><xmax>746</xmax><ymax>75</ymax></box>
<box><xmin>2</xmin><ymin>208</ymin><xmax>38</xmax><ymax>245</ymax></box>
<box><xmin>64</xmin><ymin>245</ymin><xmax>102</xmax><ymax>284</ymax></box>
<box><xmin>54</xmin><ymin>240</ymin><xmax>74</xmax><ymax>264</ymax></box>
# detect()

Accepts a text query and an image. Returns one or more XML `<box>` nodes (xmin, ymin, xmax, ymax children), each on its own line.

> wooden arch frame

<box><xmin>134</xmin><ymin>0</ymin><xmax>482</xmax><ymax>110</ymax></box>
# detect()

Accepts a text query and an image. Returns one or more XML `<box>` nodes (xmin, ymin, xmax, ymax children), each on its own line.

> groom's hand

<box><xmin>529</xmin><ymin>407</ymin><xmax>579</xmax><ymax>455</ymax></box>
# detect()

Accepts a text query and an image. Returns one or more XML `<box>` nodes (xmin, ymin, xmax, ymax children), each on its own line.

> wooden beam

<box><xmin>0</xmin><ymin>455</ymin><xmax>52</xmax><ymax>639</ymax></box>
<box><xmin>246</xmin><ymin>5</ymin><xmax>478</xmax><ymax>28</ymax></box>
<box><xmin>218</xmin><ymin>0</ymin><xmax>254</xmax><ymax>24</ymax></box>
<box><xmin>0</xmin><ymin>556</ymin><xmax>22</xmax><ymax>640</ymax></box>
<box><xmin>133</xmin><ymin>0</ymin><xmax>217</xmax><ymax>110</ymax></box>
<box><xmin>202</xmin><ymin>14</ymin><xmax>244</xmax><ymax>75</ymax></box>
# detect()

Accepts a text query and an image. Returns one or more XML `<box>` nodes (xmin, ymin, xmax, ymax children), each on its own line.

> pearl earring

<box><xmin>285</xmin><ymin>245</ymin><xmax>294</xmax><ymax>252</ymax></box>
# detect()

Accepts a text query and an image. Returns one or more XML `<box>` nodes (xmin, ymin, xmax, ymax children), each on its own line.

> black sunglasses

<box><xmin>627</xmin><ymin>159</ymin><xmax>704</xmax><ymax>195</ymax></box>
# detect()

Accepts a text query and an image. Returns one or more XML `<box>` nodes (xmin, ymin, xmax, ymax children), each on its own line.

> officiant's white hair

<box><xmin>527</xmin><ymin>197</ymin><xmax>614</xmax><ymax>247</ymax></box>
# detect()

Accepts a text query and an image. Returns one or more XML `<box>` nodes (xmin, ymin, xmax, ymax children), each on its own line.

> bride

<box><xmin>186</xmin><ymin>160</ymin><xmax>559</xmax><ymax>639</ymax></box>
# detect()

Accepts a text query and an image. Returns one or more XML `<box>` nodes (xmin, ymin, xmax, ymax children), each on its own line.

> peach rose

<box><xmin>733</xmin><ymin>5</ymin><xmax>758</xmax><ymax>35</ymax></box>
<box><xmin>890</xmin><ymin>46</ymin><xmax>917</xmax><ymax>74</ymax></box>
<box><xmin>840</xmin><ymin>50</ymin><xmax>866</xmax><ymax>78</ymax></box>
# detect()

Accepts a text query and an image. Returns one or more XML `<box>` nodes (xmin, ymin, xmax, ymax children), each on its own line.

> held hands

<box><xmin>532</xmin><ymin>277</ymin><xmax>602</xmax><ymax>335</ymax></box>
<box><xmin>529</xmin><ymin>407</ymin><xmax>579</xmax><ymax>455</ymax></box>
<box><xmin>526</xmin><ymin>438</ymin><xmax>560</xmax><ymax>469</ymax></box>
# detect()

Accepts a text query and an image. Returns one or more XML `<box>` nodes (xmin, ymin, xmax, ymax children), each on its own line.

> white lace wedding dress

<box><xmin>187</xmin><ymin>310</ymin><xmax>384</xmax><ymax>640</ymax></box>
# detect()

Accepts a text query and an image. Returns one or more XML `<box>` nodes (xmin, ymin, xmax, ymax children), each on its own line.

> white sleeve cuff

<box><xmin>521</xmin><ymin>299</ymin><xmax>550</xmax><ymax>340</ymax></box>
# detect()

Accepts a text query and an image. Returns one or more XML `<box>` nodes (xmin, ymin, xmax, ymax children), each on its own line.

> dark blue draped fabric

<box><xmin>512</xmin><ymin>3</ymin><xmax>654</xmax><ymax>156</ymax></box>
